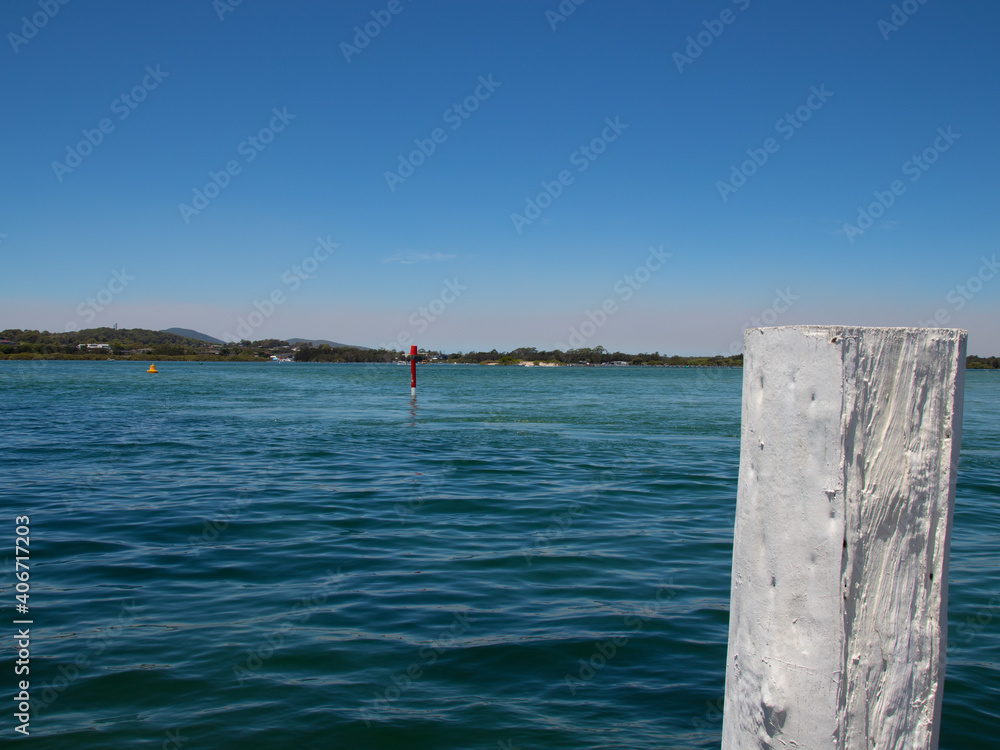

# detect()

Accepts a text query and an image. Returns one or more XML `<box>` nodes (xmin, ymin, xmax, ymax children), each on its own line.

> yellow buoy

<box><xmin>147</xmin><ymin>364</ymin><xmax>158</xmax><ymax>373</ymax></box>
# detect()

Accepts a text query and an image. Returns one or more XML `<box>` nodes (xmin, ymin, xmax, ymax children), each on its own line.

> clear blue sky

<box><xmin>2</xmin><ymin>0</ymin><xmax>998</xmax><ymax>353</ymax></box>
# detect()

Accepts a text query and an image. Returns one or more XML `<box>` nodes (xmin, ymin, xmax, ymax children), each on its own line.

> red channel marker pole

<box><xmin>410</xmin><ymin>345</ymin><xmax>417</xmax><ymax>396</ymax></box>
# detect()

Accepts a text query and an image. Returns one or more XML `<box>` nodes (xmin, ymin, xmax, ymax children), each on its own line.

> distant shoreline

<box><xmin>2</xmin><ymin>328</ymin><xmax>997</xmax><ymax>368</ymax></box>
<box><xmin>4</xmin><ymin>358</ymin><xmax>999</xmax><ymax>372</ymax></box>
<box><xmin>0</xmin><ymin>356</ymin><xmax>746</xmax><ymax>368</ymax></box>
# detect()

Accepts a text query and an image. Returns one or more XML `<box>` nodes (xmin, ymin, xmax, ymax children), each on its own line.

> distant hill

<box><xmin>0</xmin><ymin>327</ymin><xmax>208</xmax><ymax>348</ymax></box>
<box><xmin>287</xmin><ymin>338</ymin><xmax>368</xmax><ymax>349</ymax></box>
<box><xmin>162</xmin><ymin>328</ymin><xmax>225</xmax><ymax>345</ymax></box>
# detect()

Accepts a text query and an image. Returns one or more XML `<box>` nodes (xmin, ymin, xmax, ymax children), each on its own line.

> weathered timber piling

<box><xmin>722</xmin><ymin>326</ymin><xmax>966</xmax><ymax>749</ymax></box>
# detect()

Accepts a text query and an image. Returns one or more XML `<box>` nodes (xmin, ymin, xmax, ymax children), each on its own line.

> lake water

<box><xmin>1</xmin><ymin>362</ymin><xmax>997</xmax><ymax>749</ymax></box>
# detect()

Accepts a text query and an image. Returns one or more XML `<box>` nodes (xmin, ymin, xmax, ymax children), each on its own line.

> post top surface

<box><xmin>745</xmin><ymin>325</ymin><xmax>967</xmax><ymax>338</ymax></box>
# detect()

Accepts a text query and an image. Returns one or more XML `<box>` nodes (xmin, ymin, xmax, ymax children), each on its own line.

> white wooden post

<box><xmin>722</xmin><ymin>326</ymin><xmax>966</xmax><ymax>749</ymax></box>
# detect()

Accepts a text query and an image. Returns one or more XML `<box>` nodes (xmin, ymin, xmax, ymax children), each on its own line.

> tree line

<box><xmin>293</xmin><ymin>344</ymin><xmax>744</xmax><ymax>366</ymax></box>
<box><xmin>967</xmin><ymin>355</ymin><xmax>1000</xmax><ymax>369</ymax></box>
<box><xmin>0</xmin><ymin>328</ymin><xmax>279</xmax><ymax>360</ymax></box>
<box><xmin>2</xmin><ymin>329</ymin><xmax>997</xmax><ymax>367</ymax></box>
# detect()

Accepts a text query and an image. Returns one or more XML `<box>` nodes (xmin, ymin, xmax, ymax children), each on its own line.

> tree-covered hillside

<box><xmin>0</xmin><ymin>328</ymin><xmax>285</xmax><ymax>360</ymax></box>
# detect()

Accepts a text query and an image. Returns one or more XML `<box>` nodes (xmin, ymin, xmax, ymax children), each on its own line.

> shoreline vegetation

<box><xmin>2</xmin><ymin>327</ymin><xmax>998</xmax><ymax>369</ymax></box>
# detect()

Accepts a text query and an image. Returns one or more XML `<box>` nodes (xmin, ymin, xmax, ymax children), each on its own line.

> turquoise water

<box><xmin>1</xmin><ymin>362</ymin><xmax>997</xmax><ymax>749</ymax></box>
